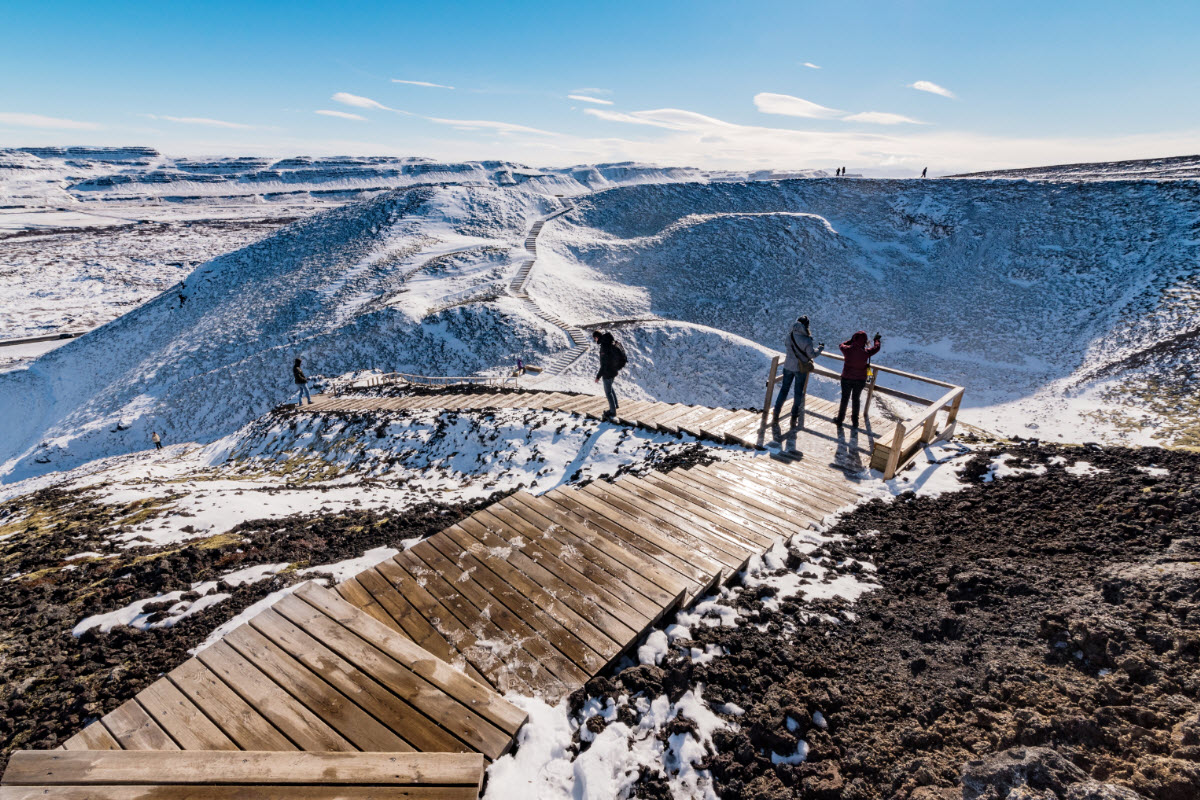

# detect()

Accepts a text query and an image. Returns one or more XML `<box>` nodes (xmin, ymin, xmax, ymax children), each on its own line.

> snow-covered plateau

<box><xmin>2</xmin><ymin>151</ymin><xmax>1199</xmax><ymax>798</ymax></box>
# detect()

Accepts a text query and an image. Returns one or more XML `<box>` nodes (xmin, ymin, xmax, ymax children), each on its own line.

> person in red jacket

<box><xmin>836</xmin><ymin>330</ymin><xmax>881</xmax><ymax>428</ymax></box>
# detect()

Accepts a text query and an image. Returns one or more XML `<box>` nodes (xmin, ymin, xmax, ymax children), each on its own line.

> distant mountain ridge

<box><xmin>947</xmin><ymin>154</ymin><xmax>1200</xmax><ymax>181</ymax></box>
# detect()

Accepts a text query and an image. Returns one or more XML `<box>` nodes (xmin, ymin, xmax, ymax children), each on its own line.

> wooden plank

<box><xmin>60</xmin><ymin>724</ymin><xmax>121</xmax><ymax>752</ymax></box>
<box><xmin>546</xmin><ymin>489</ymin><xmax>719</xmax><ymax>592</ymax></box>
<box><xmin>250</xmin><ymin>608</ymin><xmax>493</xmax><ymax>757</ymax></box>
<box><xmin>670</xmin><ymin>469</ymin><xmax>814</xmax><ymax>535</ymax></box>
<box><xmin>703</xmin><ymin>462</ymin><xmax>842</xmax><ymax>517</ymax></box>
<box><xmin>467</xmin><ymin>507</ymin><xmax>657</xmax><ymax>636</ymax></box>
<box><xmin>743</xmin><ymin>454</ymin><xmax>862</xmax><ymax>500</ymax></box>
<box><xmin>587</xmin><ymin>480</ymin><xmax>758</xmax><ymax>567</ymax></box>
<box><xmin>223</xmin><ymin>625</ymin><xmax>414</xmax><ymax>752</ymax></box>
<box><xmin>617</xmin><ymin>474</ymin><xmax>778</xmax><ymax>552</ymax></box>
<box><xmin>646</xmin><ymin>471</ymin><xmax>805</xmax><ymax>543</ymax></box>
<box><xmin>422</xmin><ymin>533</ymin><xmax>608</xmax><ymax>676</ymax></box>
<box><xmin>387</xmin><ymin>551</ymin><xmax>557</xmax><ymax>696</ymax></box>
<box><xmin>631</xmin><ymin>403</ymin><xmax>685</xmax><ymax>429</ymax></box>
<box><xmin>0</xmin><ymin>788</ymin><xmax>477</xmax><ymax>800</ymax></box>
<box><xmin>334</xmin><ymin>578</ymin><xmax>406</xmax><ymax>635</ymax></box>
<box><xmin>197</xmin><ymin>641</ymin><xmax>355</xmax><ymax>752</ymax></box>
<box><xmin>677</xmin><ymin>408</ymin><xmax>740</xmax><ymax>437</ymax></box>
<box><xmin>715</xmin><ymin>462</ymin><xmax>851</xmax><ymax>517</ymax></box>
<box><xmin>611</xmin><ymin>400</ymin><xmax>656</xmax><ymax>422</ymax></box>
<box><xmin>501</xmin><ymin>494</ymin><xmax>681</xmax><ymax>615</ymax></box>
<box><xmin>692</xmin><ymin>463</ymin><xmax>839</xmax><ymax>519</ymax></box>
<box><xmin>658</xmin><ymin>405</ymin><xmax>714</xmax><ymax>434</ymax></box>
<box><xmin>651</xmin><ymin>404</ymin><xmax>701</xmax><ymax>430</ymax></box>
<box><xmin>167</xmin><ymin>660</ymin><xmax>295</xmax><ymax>751</ymax></box>
<box><xmin>368</xmin><ymin>558</ymin><xmax>535</xmax><ymax>696</ymax></box>
<box><xmin>550</xmin><ymin>396</ymin><xmax>596</xmax><ymax>413</ymax></box>
<box><xmin>440</xmin><ymin>524</ymin><xmax>623</xmax><ymax>660</ymax></box>
<box><xmin>451</xmin><ymin>517</ymin><xmax>637</xmax><ymax>648</ymax></box>
<box><xmin>135</xmin><ymin>679</ymin><xmax>238</xmax><ymax>751</ymax></box>
<box><xmin>405</xmin><ymin>543</ymin><xmax>589</xmax><ymax>689</ymax></box>
<box><xmin>579</xmin><ymin>482</ymin><xmax>747</xmax><ymax>570</ymax></box>
<box><xmin>694</xmin><ymin>409</ymin><xmax>747</xmax><ymax>439</ymax></box>
<box><xmin>351</xmin><ymin>568</ymin><xmax>489</xmax><ymax>686</ymax></box>
<box><xmin>99</xmin><ymin>701</ymin><xmax>178</xmax><ymax>751</ymax></box>
<box><xmin>720</xmin><ymin>459</ymin><xmax>856</xmax><ymax>508</ymax></box>
<box><xmin>292</xmin><ymin>584</ymin><xmax>527</xmax><ymax>737</ymax></box>
<box><xmin>1</xmin><ymin>750</ymin><xmax>484</xmax><ymax>786</ymax></box>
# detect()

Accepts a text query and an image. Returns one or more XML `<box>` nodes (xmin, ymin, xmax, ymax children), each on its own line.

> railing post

<box><xmin>761</xmin><ymin>355</ymin><xmax>781</xmax><ymax>425</ymax></box>
<box><xmin>883</xmin><ymin>422</ymin><xmax>905</xmax><ymax>479</ymax></box>
<box><xmin>863</xmin><ymin>367</ymin><xmax>879</xmax><ymax>417</ymax></box>
<box><xmin>922</xmin><ymin>411</ymin><xmax>938</xmax><ymax>443</ymax></box>
<box><xmin>947</xmin><ymin>389</ymin><xmax>963</xmax><ymax>427</ymax></box>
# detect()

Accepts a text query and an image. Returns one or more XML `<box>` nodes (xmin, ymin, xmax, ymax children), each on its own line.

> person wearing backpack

<box><xmin>836</xmin><ymin>331</ymin><xmax>881</xmax><ymax>428</ymax></box>
<box><xmin>593</xmin><ymin>330</ymin><xmax>627</xmax><ymax>420</ymax></box>
<box><xmin>773</xmin><ymin>315</ymin><xmax>823</xmax><ymax>427</ymax></box>
<box><xmin>293</xmin><ymin>357</ymin><xmax>313</xmax><ymax>406</ymax></box>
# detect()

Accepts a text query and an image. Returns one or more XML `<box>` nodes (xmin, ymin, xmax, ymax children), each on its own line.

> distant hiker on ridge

<box><xmin>293</xmin><ymin>357</ymin><xmax>313</xmax><ymax>406</ymax></box>
<box><xmin>593</xmin><ymin>330</ymin><xmax>627</xmax><ymax>421</ymax></box>
<box><xmin>774</xmin><ymin>315</ymin><xmax>823</xmax><ymax>428</ymax></box>
<box><xmin>835</xmin><ymin>331</ymin><xmax>881</xmax><ymax>428</ymax></box>
<box><xmin>922</xmin><ymin>167</ymin><xmax>928</xmax><ymax>178</ymax></box>
<box><xmin>151</xmin><ymin>431</ymin><xmax>162</xmax><ymax>450</ymax></box>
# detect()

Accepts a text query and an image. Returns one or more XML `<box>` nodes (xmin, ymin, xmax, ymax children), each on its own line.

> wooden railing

<box><xmin>351</xmin><ymin>370</ymin><xmax>522</xmax><ymax>390</ymax></box>
<box><xmin>762</xmin><ymin>351</ymin><xmax>964</xmax><ymax>479</ymax></box>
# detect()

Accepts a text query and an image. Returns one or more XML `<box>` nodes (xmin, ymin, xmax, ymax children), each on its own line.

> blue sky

<box><xmin>3</xmin><ymin>0</ymin><xmax>1199</xmax><ymax>173</ymax></box>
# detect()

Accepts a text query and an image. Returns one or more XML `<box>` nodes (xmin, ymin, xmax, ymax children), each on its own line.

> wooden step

<box><xmin>1</xmin><ymin>750</ymin><xmax>486</xmax><ymax>799</ymax></box>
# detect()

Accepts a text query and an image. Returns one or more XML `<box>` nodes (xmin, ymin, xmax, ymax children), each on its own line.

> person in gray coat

<box><xmin>773</xmin><ymin>315</ymin><xmax>823</xmax><ymax>426</ymax></box>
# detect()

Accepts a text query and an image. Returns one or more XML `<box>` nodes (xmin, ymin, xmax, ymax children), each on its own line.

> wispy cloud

<box><xmin>316</xmin><ymin>109</ymin><xmax>367</xmax><ymax>121</ymax></box>
<box><xmin>585</xmin><ymin>107</ymin><xmax>736</xmax><ymax>131</ymax></box>
<box><xmin>568</xmin><ymin>94</ymin><xmax>614</xmax><ymax>105</ymax></box>
<box><xmin>392</xmin><ymin>79</ymin><xmax>455</xmax><ymax>89</ymax></box>
<box><xmin>0</xmin><ymin>112</ymin><xmax>101</xmax><ymax>130</ymax></box>
<box><xmin>802</xmin><ymin>62</ymin><xmax>821</xmax><ymax>69</ymax></box>
<box><xmin>571</xmin><ymin>88</ymin><xmax>612</xmax><ymax>96</ymax></box>
<box><xmin>910</xmin><ymin>80</ymin><xmax>956</xmax><ymax>99</ymax></box>
<box><xmin>147</xmin><ymin>114</ymin><xmax>256</xmax><ymax>129</ymax></box>
<box><xmin>753</xmin><ymin>93</ymin><xmax>843</xmax><ymax>119</ymax></box>
<box><xmin>843</xmin><ymin>111</ymin><xmax>925</xmax><ymax>125</ymax></box>
<box><xmin>332</xmin><ymin>92</ymin><xmax>393</xmax><ymax>111</ymax></box>
<box><xmin>427</xmin><ymin>116</ymin><xmax>558</xmax><ymax>135</ymax></box>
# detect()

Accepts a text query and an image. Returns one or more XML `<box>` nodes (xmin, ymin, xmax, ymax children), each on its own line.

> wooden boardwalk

<box><xmin>307</xmin><ymin>388</ymin><xmax>893</xmax><ymax>475</ymax></box>
<box><xmin>18</xmin><ymin>388</ymin><xmax>883</xmax><ymax>797</ymax></box>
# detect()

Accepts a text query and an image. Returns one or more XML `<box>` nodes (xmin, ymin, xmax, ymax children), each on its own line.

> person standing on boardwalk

<box><xmin>773</xmin><ymin>315</ymin><xmax>823</xmax><ymax>427</ymax></box>
<box><xmin>593</xmin><ymin>330</ymin><xmax>627</xmax><ymax>420</ymax></box>
<box><xmin>836</xmin><ymin>331</ymin><xmax>881</xmax><ymax>428</ymax></box>
<box><xmin>151</xmin><ymin>431</ymin><xmax>162</xmax><ymax>450</ymax></box>
<box><xmin>293</xmin><ymin>357</ymin><xmax>313</xmax><ymax>406</ymax></box>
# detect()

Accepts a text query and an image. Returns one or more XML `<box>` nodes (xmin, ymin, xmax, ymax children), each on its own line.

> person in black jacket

<box><xmin>593</xmin><ymin>330</ymin><xmax>627</xmax><ymax>420</ymax></box>
<box><xmin>293</xmin><ymin>357</ymin><xmax>313</xmax><ymax>406</ymax></box>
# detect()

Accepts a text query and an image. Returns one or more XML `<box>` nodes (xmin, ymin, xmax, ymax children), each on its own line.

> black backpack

<box><xmin>612</xmin><ymin>340</ymin><xmax>628</xmax><ymax>372</ymax></box>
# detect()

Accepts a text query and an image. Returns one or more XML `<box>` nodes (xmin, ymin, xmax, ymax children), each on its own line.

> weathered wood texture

<box><xmin>1</xmin><ymin>750</ymin><xmax>485</xmax><ymax>799</ymax></box>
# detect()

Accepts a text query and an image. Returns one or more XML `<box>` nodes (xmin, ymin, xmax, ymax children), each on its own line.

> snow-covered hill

<box><xmin>946</xmin><ymin>154</ymin><xmax>1200</xmax><ymax>181</ymax></box>
<box><xmin>2</xmin><ymin>174</ymin><xmax>1199</xmax><ymax>484</ymax></box>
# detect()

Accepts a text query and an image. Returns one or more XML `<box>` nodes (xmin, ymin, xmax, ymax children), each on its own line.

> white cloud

<box><xmin>585</xmin><ymin>107</ymin><xmax>736</xmax><ymax>131</ymax></box>
<box><xmin>426</xmin><ymin>116</ymin><xmax>558</xmax><ymax>136</ymax></box>
<box><xmin>392</xmin><ymin>79</ymin><xmax>455</xmax><ymax>89</ymax></box>
<box><xmin>0</xmin><ymin>112</ymin><xmax>101</xmax><ymax>130</ymax></box>
<box><xmin>154</xmin><ymin>115</ymin><xmax>256</xmax><ymax>129</ymax></box>
<box><xmin>315</xmin><ymin>110</ymin><xmax>367</xmax><ymax>121</ymax></box>
<box><xmin>753</xmin><ymin>93</ymin><xmax>843</xmax><ymax>119</ymax></box>
<box><xmin>843</xmin><ymin>111</ymin><xmax>925</xmax><ymax>125</ymax></box>
<box><xmin>571</xmin><ymin>88</ymin><xmax>612</xmax><ymax>96</ymax></box>
<box><xmin>802</xmin><ymin>62</ymin><xmax>821</xmax><ymax>69</ymax></box>
<box><xmin>332</xmin><ymin>92</ymin><xmax>392</xmax><ymax>111</ymax></box>
<box><xmin>910</xmin><ymin>80</ymin><xmax>956</xmax><ymax>99</ymax></box>
<box><xmin>568</xmin><ymin>94</ymin><xmax>614</xmax><ymax>105</ymax></box>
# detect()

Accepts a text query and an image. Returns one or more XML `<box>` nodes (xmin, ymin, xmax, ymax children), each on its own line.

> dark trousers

<box><xmin>154</xmin><ymin>442</ymin><xmax>162</xmax><ymax>450</ymax></box>
<box><xmin>601</xmin><ymin>377</ymin><xmax>618</xmax><ymax>415</ymax></box>
<box><xmin>773</xmin><ymin>368</ymin><xmax>809</xmax><ymax>420</ymax></box>
<box><xmin>837</xmin><ymin>378</ymin><xmax>868</xmax><ymax>424</ymax></box>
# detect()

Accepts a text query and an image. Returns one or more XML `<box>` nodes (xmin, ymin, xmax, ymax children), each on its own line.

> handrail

<box><xmin>761</xmin><ymin>349</ymin><xmax>965</xmax><ymax>479</ymax></box>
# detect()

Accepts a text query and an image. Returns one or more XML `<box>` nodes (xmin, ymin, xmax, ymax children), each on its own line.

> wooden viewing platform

<box><xmin>7</xmin><ymin>380</ymin><xmax>959</xmax><ymax>797</ymax></box>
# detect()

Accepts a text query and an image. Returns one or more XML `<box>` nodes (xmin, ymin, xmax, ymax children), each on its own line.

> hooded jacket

<box><xmin>839</xmin><ymin>331</ymin><xmax>880</xmax><ymax>381</ymax></box>
<box><xmin>594</xmin><ymin>332</ymin><xmax>626</xmax><ymax>380</ymax></box>
<box><xmin>783</xmin><ymin>321</ymin><xmax>823</xmax><ymax>373</ymax></box>
<box><xmin>293</xmin><ymin>363</ymin><xmax>307</xmax><ymax>385</ymax></box>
